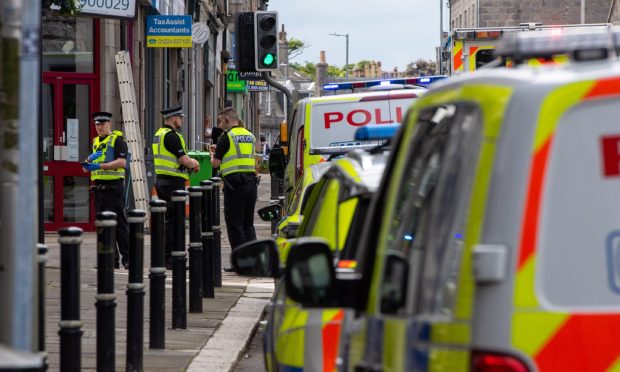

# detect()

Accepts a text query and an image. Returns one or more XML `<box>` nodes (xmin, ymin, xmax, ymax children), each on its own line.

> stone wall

<box><xmin>450</xmin><ymin>0</ymin><xmax>477</xmax><ymax>28</ymax></box>
<box><xmin>477</xmin><ymin>0</ymin><xmax>611</xmax><ymax>27</ymax></box>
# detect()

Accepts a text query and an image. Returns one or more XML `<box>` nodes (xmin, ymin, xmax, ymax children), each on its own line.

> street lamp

<box><xmin>581</xmin><ymin>0</ymin><xmax>585</xmax><ymax>24</ymax></box>
<box><xmin>328</xmin><ymin>32</ymin><xmax>350</xmax><ymax>80</ymax></box>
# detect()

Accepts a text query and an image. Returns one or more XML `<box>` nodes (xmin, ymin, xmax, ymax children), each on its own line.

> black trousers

<box><xmin>155</xmin><ymin>176</ymin><xmax>186</xmax><ymax>264</ymax></box>
<box><xmin>222</xmin><ymin>172</ymin><xmax>257</xmax><ymax>250</ymax></box>
<box><xmin>94</xmin><ymin>180</ymin><xmax>129</xmax><ymax>265</ymax></box>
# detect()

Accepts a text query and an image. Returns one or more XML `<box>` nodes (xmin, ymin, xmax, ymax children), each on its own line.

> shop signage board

<box><xmin>146</xmin><ymin>15</ymin><xmax>192</xmax><ymax>48</ymax></box>
<box><xmin>238</xmin><ymin>72</ymin><xmax>263</xmax><ymax>80</ymax></box>
<box><xmin>76</xmin><ymin>0</ymin><xmax>137</xmax><ymax>19</ymax></box>
<box><xmin>226</xmin><ymin>70</ymin><xmax>246</xmax><ymax>92</ymax></box>
<box><xmin>247</xmin><ymin>80</ymin><xmax>269</xmax><ymax>91</ymax></box>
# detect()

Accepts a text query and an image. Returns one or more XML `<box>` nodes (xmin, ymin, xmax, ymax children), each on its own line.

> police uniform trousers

<box><xmin>94</xmin><ymin>179</ymin><xmax>129</xmax><ymax>267</ymax></box>
<box><xmin>155</xmin><ymin>175</ymin><xmax>186</xmax><ymax>267</ymax></box>
<box><xmin>222</xmin><ymin>172</ymin><xmax>257</xmax><ymax>250</ymax></box>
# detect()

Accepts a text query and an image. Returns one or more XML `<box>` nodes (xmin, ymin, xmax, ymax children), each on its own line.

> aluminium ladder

<box><xmin>115</xmin><ymin>50</ymin><xmax>150</xmax><ymax>226</ymax></box>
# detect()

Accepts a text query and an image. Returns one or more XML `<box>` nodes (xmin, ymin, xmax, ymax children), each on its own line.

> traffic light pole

<box><xmin>261</xmin><ymin>72</ymin><xmax>293</xmax><ymax>127</ymax></box>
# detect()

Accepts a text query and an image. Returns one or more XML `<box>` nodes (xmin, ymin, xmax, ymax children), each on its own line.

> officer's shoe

<box><xmin>114</xmin><ymin>261</ymin><xmax>120</xmax><ymax>269</ymax></box>
<box><xmin>121</xmin><ymin>258</ymin><xmax>129</xmax><ymax>270</ymax></box>
<box><xmin>223</xmin><ymin>265</ymin><xmax>236</xmax><ymax>273</ymax></box>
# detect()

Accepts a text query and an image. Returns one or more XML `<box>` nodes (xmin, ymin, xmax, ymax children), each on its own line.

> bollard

<box><xmin>211</xmin><ymin>177</ymin><xmax>222</xmax><ymax>287</ymax></box>
<box><xmin>58</xmin><ymin>227</ymin><xmax>83</xmax><ymax>372</ymax></box>
<box><xmin>38</xmin><ymin>243</ymin><xmax>48</xmax><ymax>354</ymax></box>
<box><xmin>95</xmin><ymin>211</ymin><xmax>117</xmax><ymax>372</ymax></box>
<box><xmin>149</xmin><ymin>199</ymin><xmax>167</xmax><ymax>349</ymax></box>
<box><xmin>200</xmin><ymin>180</ymin><xmax>215</xmax><ymax>298</ymax></box>
<box><xmin>188</xmin><ymin>187</ymin><xmax>204</xmax><ymax>313</ymax></box>
<box><xmin>126</xmin><ymin>209</ymin><xmax>147</xmax><ymax>371</ymax></box>
<box><xmin>171</xmin><ymin>189</ymin><xmax>188</xmax><ymax>329</ymax></box>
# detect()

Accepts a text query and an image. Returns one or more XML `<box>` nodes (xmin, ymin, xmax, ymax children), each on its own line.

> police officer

<box><xmin>82</xmin><ymin>112</ymin><xmax>130</xmax><ymax>269</ymax></box>
<box><xmin>153</xmin><ymin>105</ymin><xmax>200</xmax><ymax>269</ymax></box>
<box><xmin>209</xmin><ymin>107</ymin><xmax>257</xmax><ymax>257</ymax></box>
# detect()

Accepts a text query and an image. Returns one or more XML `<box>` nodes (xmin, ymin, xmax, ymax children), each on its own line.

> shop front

<box><xmin>42</xmin><ymin>15</ymin><xmax>99</xmax><ymax>231</ymax></box>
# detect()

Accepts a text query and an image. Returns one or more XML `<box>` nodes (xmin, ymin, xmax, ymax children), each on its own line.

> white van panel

<box><xmin>537</xmin><ymin>99</ymin><xmax>620</xmax><ymax>311</ymax></box>
<box><xmin>308</xmin><ymin>95</ymin><xmax>415</xmax><ymax>150</ymax></box>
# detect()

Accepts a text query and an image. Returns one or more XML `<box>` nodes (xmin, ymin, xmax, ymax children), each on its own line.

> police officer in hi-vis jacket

<box><xmin>209</xmin><ymin>107</ymin><xmax>257</xmax><ymax>259</ymax></box>
<box><xmin>153</xmin><ymin>105</ymin><xmax>200</xmax><ymax>269</ymax></box>
<box><xmin>83</xmin><ymin>111</ymin><xmax>130</xmax><ymax>269</ymax></box>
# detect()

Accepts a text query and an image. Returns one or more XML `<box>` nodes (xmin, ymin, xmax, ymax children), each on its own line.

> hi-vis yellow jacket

<box><xmin>152</xmin><ymin>127</ymin><xmax>189</xmax><ymax>180</ymax></box>
<box><xmin>91</xmin><ymin>131</ymin><xmax>125</xmax><ymax>181</ymax></box>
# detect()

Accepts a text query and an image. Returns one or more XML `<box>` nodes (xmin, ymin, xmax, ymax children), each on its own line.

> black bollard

<box><xmin>171</xmin><ymin>189</ymin><xmax>188</xmax><ymax>329</ymax></box>
<box><xmin>200</xmin><ymin>180</ymin><xmax>215</xmax><ymax>298</ymax></box>
<box><xmin>211</xmin><ymin>177</ymin><xmax>222</xmax><ymax>287</ymax></box>
<box><xmin>149</xmin><ymin>199</ymin><xmax>167</xmax><ymax>349</ymax></box>
<box><xmin>126</xmin><ymin>209</ymin><xmax>146</xmax><ymax>371</ymax></box>
<box><xmin>95</xmin><ymin>211</ymin><xmax>117</xmax><ymax>372</ymax></box>
<box><xmin>188</xmin><ymin>187</ymin><xmax>203</xmax><ymax>313</ymax></box>
<box><xmin>58</xmin><ymin>227</ymin><xmax>83</xmax><ymax>372</ymax></box>
<box><xmin>38</xmin><ymin>243</ymin><xmax>48</xmax><ymax>354</ymax></box>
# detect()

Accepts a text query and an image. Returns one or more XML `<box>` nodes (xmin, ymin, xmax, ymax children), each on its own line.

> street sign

<box><xmin>146</xmin><ymin>15</ymin><xmax>192</xmax><ymax>48</ymax></box>
<box><xmin>238</xmin><ymin>71</ymin><xmax>264</xmax><ymax>81</ymax></box>
<box><xmin>77</xmin><ymin>0</ymin><xmax>137</xmax><ymax>19</ymax></box>
<box><xmin>226</xmin><ymin>70</ymin><xmax>246</xmax><ymax>92</ymax></box>
<box><xmin>247</xmin><ymin>80</ymin><xmax>269</xmax><ymax>91</ymax></box>
<box><xmin>192</xmin><ymin>22</ymin><xmax>209</xmax><ymax>45</ymax></box>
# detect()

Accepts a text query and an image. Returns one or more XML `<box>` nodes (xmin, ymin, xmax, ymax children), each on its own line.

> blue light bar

<box><xmin>354</xmin><ymin>124</ymin><xmax>400</xmax><ymax>141</ymax></box>
<box><xmin>323</xmin><ymin>75</ymin><xmax>447</xmax><ymax>91</ymax></box>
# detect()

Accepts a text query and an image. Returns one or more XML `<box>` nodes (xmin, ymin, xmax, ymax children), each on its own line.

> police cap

<box><xmin>92</xmin><ymin>111</ymin><xmax>112</xmax><ymax>123</ymax></box>
<box><xmin>160</xmin><ymin>105</ymin><xmax>185</xmax><ymax>119</ymax></box>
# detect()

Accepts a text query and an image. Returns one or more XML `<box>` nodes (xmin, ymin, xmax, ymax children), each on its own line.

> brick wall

<box><xmin>478</xmin><ymin>0</ymin><xmax>611</xmax><ymax>27</ymax></box>
<box><xmin>451</xmin><ymin>0</ymin><xmax>613</xmax><ymax>30</ymax></box>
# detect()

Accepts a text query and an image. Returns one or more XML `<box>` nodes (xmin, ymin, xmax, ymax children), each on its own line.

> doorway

<box><xmin>42</xmin><ymin>77</ymin><xmax>98</xmax><ymax>231</ymax></box>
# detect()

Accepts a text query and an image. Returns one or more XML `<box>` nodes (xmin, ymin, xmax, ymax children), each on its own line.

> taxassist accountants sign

<box><xmin>146</xmin><ymin>15</ymin><xmax>192</xmax><ymax>48</ymax></box>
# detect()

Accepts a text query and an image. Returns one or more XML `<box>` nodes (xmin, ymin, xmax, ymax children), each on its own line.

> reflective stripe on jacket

<box><xmin>91</xmin><ymin>133</ymin><xmax>125</xmax><ymax>181</ymax></box>
<box><xmin>152</xmin><ymin>127</ymin><xmax>189</xmax><ymax>180</ymax></box>
<box><xmin>220</xmin><ymin>127</ymin><xmax>256</xmax><ymax>177</ymax></box>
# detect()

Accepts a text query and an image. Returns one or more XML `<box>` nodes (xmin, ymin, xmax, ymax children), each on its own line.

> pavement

<box><xmin>43</xmin><ymin>174</ymin><xmax>275</xmax><ymax>371</ymax></box>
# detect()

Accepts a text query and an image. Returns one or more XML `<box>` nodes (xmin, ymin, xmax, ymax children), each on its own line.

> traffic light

<box><xmin>235</xmin><ymin>12</ymin><xmax>256</xmax><ymax>73</ymax></box>
<box><xmin>254</xmin><ymin>11</ymin><xmax>279</xmax><ymax>71</ymax></box>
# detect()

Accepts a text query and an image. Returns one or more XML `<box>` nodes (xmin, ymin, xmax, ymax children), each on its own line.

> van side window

<box><xmin>379</xmin><ymin>104</ymin><xmax>482</xmax><ymax>317</ymax></box>
<box><xmin>302</xmin><ymin>178</ymin><xmax>341</xmax><ymax>250</ymax></box>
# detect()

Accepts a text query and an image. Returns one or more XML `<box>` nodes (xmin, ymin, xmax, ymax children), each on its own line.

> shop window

<box><xmin>42</xmin><ymin>15</ymin><xmax>94</xmax><ymax>73</ymax></box>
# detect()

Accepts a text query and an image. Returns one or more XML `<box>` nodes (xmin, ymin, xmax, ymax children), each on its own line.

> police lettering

<box><xmin>233</xmin><ymin>135</ymin><xmax>254</xmax><ymax>143</ymax></box>
<box><xmin>323</xmin><ymin>107</ymin><xmax>405</xmax><ymax>129</ymax></box>
<box><xmin>601</xmin><ymin>135</ymin><xmax>620</xmax><ymax>177</ymax></box>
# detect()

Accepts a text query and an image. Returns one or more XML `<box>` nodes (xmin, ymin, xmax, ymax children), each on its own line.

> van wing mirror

<box><xmin>258</xmin><ymin>203</ymin><xmax>282</xmax><ymax>222</ymax></box>
<box><xmin>380</xmin><ymin>252</ymin><xmax>409</xmax><ymax>314</ymax></box>
<box><xmin>269</xmin><ymin>147</ymin><xmax>286</xmax><ymax>179</ymax></box>
<box><xmin>231</xmin><ymin>239</ymin><xmax>281</xmax><ymax>278</ymax></box>
<box><xmin>285</xmin><ymin>238</ymin><xmax>338</xmax><ymax>307</ymax></box>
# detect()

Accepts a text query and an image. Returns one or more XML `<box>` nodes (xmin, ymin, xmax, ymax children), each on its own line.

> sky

<box><xmin>267</xmin><ymin>0</ymin><xmax>445</xmax><ymax>72</ymax></box>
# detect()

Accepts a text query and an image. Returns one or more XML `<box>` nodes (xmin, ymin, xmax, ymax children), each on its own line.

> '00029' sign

<box><xmin>77</xmin><ymin>0</ymin><xmax>137</xmax><ymax>19</ymax></box>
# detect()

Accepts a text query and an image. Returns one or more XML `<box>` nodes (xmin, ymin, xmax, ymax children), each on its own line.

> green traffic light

<box><xmin>262</xmin><ymin>53</ymin><xmax>275</xmax><ymax>66</ymax></box>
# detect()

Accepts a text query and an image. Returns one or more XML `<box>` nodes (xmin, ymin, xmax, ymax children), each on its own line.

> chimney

<box><xmin>279</xmin><ymin>24</ymin><xmax>287</xmax><ymax>42</ymax></box>
<box><xmin>279</xmin><ymin>23</ymin><xmax>289</xmax><ymax>65</ymax></box>
<box><xmin>316</xmin><ymin>51</ymin><xmax>328</xmax><ymax>96</ymax></box>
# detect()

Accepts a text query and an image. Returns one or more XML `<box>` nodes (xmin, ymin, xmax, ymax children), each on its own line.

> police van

<box><xmin>245</xmin><ymin>28</ymin><xmax>620</xmax><ymax>371</ymax></box>
<box><xmin>271</xmin><ymin>86</ymin><xmax>426</xmax><ymax>209</ymax></box>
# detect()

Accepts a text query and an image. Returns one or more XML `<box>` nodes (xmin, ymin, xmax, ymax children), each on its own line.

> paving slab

<box><xmin>43</xmin><ymin>174</ymin><xmax>276</xmax><ymax>371</ymax></box>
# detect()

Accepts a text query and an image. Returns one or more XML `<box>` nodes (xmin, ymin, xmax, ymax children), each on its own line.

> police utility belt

<box><xmin>90</xmin><ymin>179</ymin><xmax>123</xmax><ymax>191</ymax></box>
<box><xmin>223</xmin><ymin>172</ymin><xmax>256</xmax><ymax>185</ymax></box>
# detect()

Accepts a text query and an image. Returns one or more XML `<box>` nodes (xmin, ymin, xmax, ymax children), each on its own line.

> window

<box><xmin>379</xmin><ymin>104</ymin><xmax>482</xmax><ymax>316</ymax></box>
<box><xmin>42</xmin><ymin>16</ymin><xmax>94</xmax><ymax>73</ymax></box>
<box><xmin>302</xmin><ymin>178</ymin><xmax>341</xmax><ymax>249</ymax></box>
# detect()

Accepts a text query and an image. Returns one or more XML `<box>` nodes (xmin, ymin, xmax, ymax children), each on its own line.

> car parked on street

<box><xmin>236</xmin><ymin>28</ymin><xmax>620</xmax><ymax>371</ymax></box>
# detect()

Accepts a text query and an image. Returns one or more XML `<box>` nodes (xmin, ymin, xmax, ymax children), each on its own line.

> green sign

<box><xmin>226</xmin><ymin>70</ymin><xmax>246</xmax><ymax>92</ymax></box>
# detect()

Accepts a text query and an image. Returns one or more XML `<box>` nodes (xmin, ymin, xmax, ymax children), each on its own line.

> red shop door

<box><xmin>42</xmin><ymin>76</ymin><xmax>97</xmax><ymax>231</ymax></box>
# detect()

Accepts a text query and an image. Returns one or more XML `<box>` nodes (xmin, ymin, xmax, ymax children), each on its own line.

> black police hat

<box><xmin>92</xmin><ymin>111</ymin><xmax>112</xmax><ymax>123</ymax></box>
<box><xmin>161</xmin><ymin>105</ymin><xmax>185</xmax><ymax>119</ymax></box>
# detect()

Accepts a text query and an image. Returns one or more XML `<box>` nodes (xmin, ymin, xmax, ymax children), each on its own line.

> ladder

<box><xmin>115</xmin><ymin>51</ymin><xmax>150</xmax><ymax>226</ymax></box>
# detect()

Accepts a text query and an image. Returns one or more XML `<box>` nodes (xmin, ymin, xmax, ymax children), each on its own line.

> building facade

<box><xmin>41</xmin><ymin>0</ymin><xmax>266</xmax><ymax>232</ymax></box>
<box><xmin>450</xmin><ymin>0</ymin><xmax>614</xmax><ymax>29</ymax></box>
